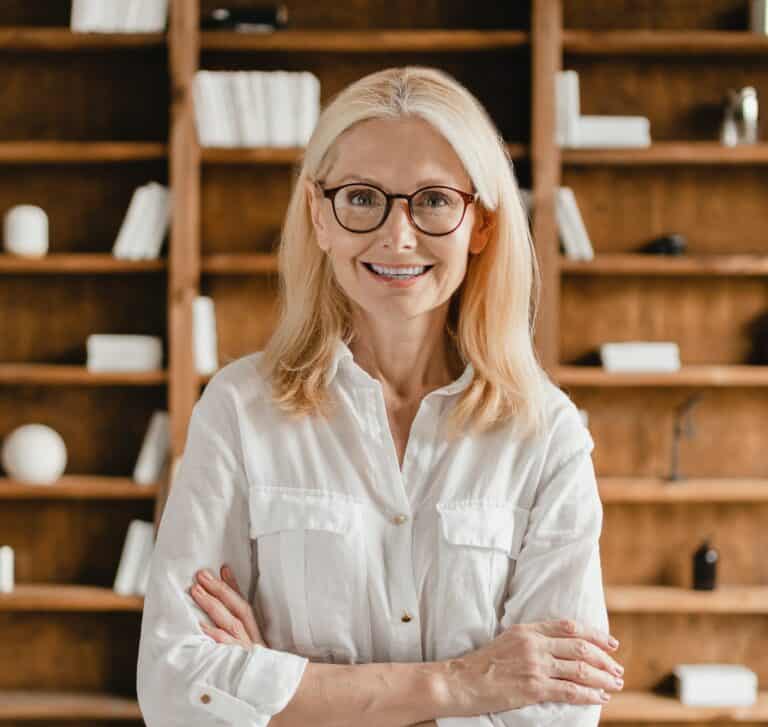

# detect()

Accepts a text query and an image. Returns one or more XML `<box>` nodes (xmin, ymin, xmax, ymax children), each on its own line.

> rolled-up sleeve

<box><xmin>437</xmin><ymin>404</ymin><xmax>608</xmax><ymax>727</ymax></box>
<box><xmin>136</xmin><ymin>377</ymin><xmax>309</xmax><ymax>726</ymax></box>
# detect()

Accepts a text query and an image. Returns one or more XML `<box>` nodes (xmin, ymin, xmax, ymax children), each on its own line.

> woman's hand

<box><xmin>449</xmin><ymin>619</ymin><xmax>624</xmax><ymax>714</ymax></box>
<box><xmin>188</xmin><ymin>564</ymin><xmax>267</xmax><ymax>649</ymax></box>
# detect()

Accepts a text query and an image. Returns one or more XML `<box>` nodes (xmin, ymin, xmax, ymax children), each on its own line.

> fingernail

<box><xmin>200</xmin><ymin>569</ymin><xmax>213</xmax><ymax>581</ymax></box>
<box><xmin>600</xmin><ymin>690</ymin><xmax>611</xmax><ymax>703</ymax></box>
<box><xmin>615</xmin><ymin>677</ymin><xmax>624</xmax><ymax>689</ymax></box>
<box><xmin>609</xmin><ymin>637</ymin><xmax>619</xmax><ymax>649</ymax></box>
<box><xmin>614</xmin><ymin>664</ymin><xmax>624</xmax><ymax>676</ymax></box>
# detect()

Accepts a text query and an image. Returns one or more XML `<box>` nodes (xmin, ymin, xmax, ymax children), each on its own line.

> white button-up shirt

<box><xmin>137</xmin><ymin>338</ymin><xmax>608</xmax><ymax>726</ymax></box>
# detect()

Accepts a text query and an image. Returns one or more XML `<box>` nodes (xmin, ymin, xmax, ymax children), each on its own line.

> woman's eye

<box><xmin>348</xmin><ymin>191</ymin><xmax>375</xmax><ymax>206</ymax></box>
<box><xmin>420</xmin><ymin>193</ymin><xmax>449</xmax><ymax>207</ymax></box>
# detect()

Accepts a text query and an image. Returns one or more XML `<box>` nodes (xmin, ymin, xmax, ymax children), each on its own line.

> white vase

<box><xmin>3</xmin><ymin>204</ymin><xmax>49</xmax><ymax>257</ymax></box>
<box><xmin>1</xmin><ymin>424</ymin><xmax>67</xmax><ymax>485</ymax></box>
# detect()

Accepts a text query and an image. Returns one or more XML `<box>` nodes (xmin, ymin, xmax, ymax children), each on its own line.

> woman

<box><xmin>137</xmin><ymin>66</ymin><xmax>624</xmax><ymax>727</ymax></box>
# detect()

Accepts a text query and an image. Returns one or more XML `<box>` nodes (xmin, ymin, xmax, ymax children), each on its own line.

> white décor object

<box><xmin>556</xmin><ymin>187</ymin><xmax>594</xmax><ymax>260</ymax></box>
<box><xmin>112</xmin><ymin>182</ymin><xmax>171</xmax><ymax>260</ymax></box>
<box><xmin>133</xmin><ymin>411</ymin><xmax>170</xmax><ymax>485</ymax></box>
<box><xmin>0</xmin><ymin>546</ymin><xmax>14</xmax><ymax>593</ymax></box>
<box><xmin>113</xmin><ymin>520</ymin><xmax>155</xmax><ymax>596</ymax></box>
<box><xmin>600</xmin><ymin>342</ymin><xmax>681</xmax><ymax>373</ymax></box>
<box><xmin>3</xmin><ymin>205</ymin><xmax>49</xmax><ymax>257</ymax></box>
<box><xmin>71</xmin><ymin>0</ymin><xmax>168</xmax><ymax>32</ymax></box>
<box><xmin>86</xmin><ymin>334</ymin><xmax>163</xmax><ymax>372</ymax></box>
<box><xmin>751</xmin><ymin>0</ymin><xmax>768</xmax><ymax>33</ymax></box>
<box><xmin>193</xmin><ymin>296</ymin><xmax>219</xmax><ymax>375</ymax></box>
<box><xmin>674</xmin><ymin>664</ymin><xmax>758</xmax><ymax>707</ymax></box>
<box><xmin>1</xmin><ymin>424</ymin><xmax>67</xmax><ymax>485</ymax></box>
<box><xmin>556</xmin><ymin>70</ymin><xmax>581</xmax><ymax>146</ymax></box>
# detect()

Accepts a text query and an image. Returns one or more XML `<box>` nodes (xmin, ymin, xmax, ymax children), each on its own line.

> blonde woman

<box><xmin>137</xmin><ymin>66</ymin><xmax>624</xmax><ymax>727</ymax></box>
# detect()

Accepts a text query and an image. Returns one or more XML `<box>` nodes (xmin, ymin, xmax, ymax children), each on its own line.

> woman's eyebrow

<box><xmin>332</xmin><ymin>174</ymin><xmax>458</xmax><ymax>189</ymax></box>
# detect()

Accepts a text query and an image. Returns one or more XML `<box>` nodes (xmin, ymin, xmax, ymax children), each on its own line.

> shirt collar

<box><xmin>325</xmin><ymin>338</ymin><xmax>475</xmax><ymax>397</ymax></box>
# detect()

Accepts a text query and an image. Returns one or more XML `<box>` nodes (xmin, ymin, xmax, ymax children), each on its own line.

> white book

<box><xmin>297</xmin><ymin>71</ymin><xmax>321</xmax><ymax>146</ymax></box>
<box><xmin>112</xmin><ymin>185</ymin><xmax>145</xmax><ymax>258</ymax></box>
<box><xmin>265</xmin><ymin>71</ymin><xmax>295</xmax><ymax>147</ymax></box>
<box><xmin>70</xmin><ymin>0</ymin><xmax>87</xmax><ymax>31</ymax></box>
<box><xmin>133</xmin><ymin>410</ymin><xmax>170</xmax><ymax>485</ymax></box>
<box><xmin>573</xmin><ymin>116</ymin><xmax>651</xmax><ymax>148</ymax></box>
<box><xmin>221</xmin><ymin>72</ymin><xmax>241</xmax><ymax>146</ymax></box>
<box><xmin>146</xmin><ymin>184</ymin><xmax>171</xmax><ymax>258</ymax></box>
<box><xmin>205</xmin><ymin>72</ymin><xmax>237</xmax><ymax>147</ymax></box>
<box><xmin>193</xmin><ymin>296</ymin><xmax>219</xmax><ymax>375</ymax></box>
<box><xmin>232</xmin><ymin>71</ymin><xmax>256</xmax><ymax>146</ymax></box>
<box><xmin>557</xmin><ymin>187</ymin><xmax>594</xmax><ymax>260</ymax></box>
<box><xmin>124</xmin><ymin>0</ymin><xmax>146</xmax><ymax>31</ymax></box>
<box><xmin>113</xmin><ymin>520</ymin><xmax>155</xmax><ymax>595</ymax></box>
<box><xmin>101</xmin><ymin>0</ymin><xmax>128</xmax><ymax>31</ymax></box>
<box><xmin>193</xmin><ymin>72</ymin><xmax>217</xmax><ymax>146</ymax></box>
<box><xmin>248</xmin><ymin>72</ymin><xmax>269</xmax><ymax>146</ymax></box>
<box><xmin>600</xmin><ymin>342</ymin><xmax>681</xmax><ymax>372</ymax></box>
<box><xmin>555</xmin><ymin>70</ymin><xmax>580</xmax><ymax>147</ymax></box>
<box><xmin>125</xmin><ymin>185</ymin><xmax>154</xmax><ymax>259</ymax></box>
<box><xmin>751</xmin><ymin>0</ymin><xmax>768</xmax><ymax>33</ymax></box>
<box><xmin>147</xmin><ymin>0</ymin><xmax>169</xmax><ymax>32</ymax></box>
<box><xmin>87</xmin><ymin>334</ymin><xmax>163</xmax><ymax>371</ymax></box>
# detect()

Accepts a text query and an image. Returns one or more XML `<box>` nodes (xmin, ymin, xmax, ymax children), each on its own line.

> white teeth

<box><xmin>370</xmin><ymin>263</ymin><xmax>428</xmax><ymax>276</ymax></box>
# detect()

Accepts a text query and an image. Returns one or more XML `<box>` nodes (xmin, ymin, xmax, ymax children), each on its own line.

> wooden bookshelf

<box><xmin>0</xmin><ymin>691</ymin><xmax>141</xmax><ymax>720</ymax></box>
<box><xmin>0</xmin><ymin>476</ymin><xmax>160</xmax><ymax>499</ymax></box>
<box><xmin>602</xmin><ymin>691</ymin><xmax>768</xmax><ymax>722</ymax></box>
<box><xmin>0</xmin><ymin>253</ymin><xmax>166</xmax><ymax>274</ymax></box>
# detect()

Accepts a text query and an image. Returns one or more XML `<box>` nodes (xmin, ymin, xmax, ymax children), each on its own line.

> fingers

<box><xmin>544</xmin><ymin>678</ymin><xmax>612</xmax><ymax>706</ymax></box>
<box><xmin>548</xmin><ymin>636</ymin><xmax>624</xmax><ymax>681</ymax></box>
<box><xmin>190</xmin><ymin>581</ymin><xmax>252</xmax><ymax>645</ymax></box>
<box><xmin>199</xmin><ymin>620</ymin><xmax>238</xmax><ymax>645</ymax></box>
<box><xmin>220</xmin><ymin>565</ymin><xmax>243</xmax><ymax>597</ymax></box>
<box><xmin>536</xmin><ymin>619</ymin><xmax>619</xmax><ymax>654</ymax></box>
<box><xmin>549</xmin><ymin>654</ymin><xmax>624</xmax><ymax>694</ymax></box>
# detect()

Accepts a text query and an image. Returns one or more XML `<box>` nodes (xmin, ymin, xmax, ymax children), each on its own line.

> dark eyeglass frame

<box><xmin>316</xmin><ymin>180</ymin><xmax>478</xmax><ymax>236</ymax></box>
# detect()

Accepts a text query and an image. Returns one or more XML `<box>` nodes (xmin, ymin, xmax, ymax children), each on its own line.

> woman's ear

<box><xmin>305</xmin><ymin>179</ymin><xmax>330</xmax><ymax>253</ymax></box>
<box><xmin>469</xmin><ymin>206</ymin><xmax>496</xmax><ymax>255</ymax></box>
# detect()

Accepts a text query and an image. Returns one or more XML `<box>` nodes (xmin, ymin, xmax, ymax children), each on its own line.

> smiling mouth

<box><xmin>361</xmin><ymin>262</ymin><xmax>436</xmax><ymax>279</ymax></box>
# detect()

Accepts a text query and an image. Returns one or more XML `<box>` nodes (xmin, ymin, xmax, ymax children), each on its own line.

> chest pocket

<box><xmin>435</xmin><ymin>500</ymin><xmax>529</xmax><ymax>656</ymax></box>
<box><xmin>249</xmin><ymin>487</ymin><xmax>371</xmax><ymax>664</ymax></box>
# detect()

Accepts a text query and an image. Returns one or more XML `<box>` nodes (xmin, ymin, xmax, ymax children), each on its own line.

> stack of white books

<box><xmin>71</xmin><ymin>0</ymin><xmax>168</xmax><ymax>32</ymax></box>
<box><xmin>674</xmin><ymin>664</ymin><xmax>758</xmax><ymax>707</ymax></box>
<box><xmin>133</xmin><ymin>410</ymin><xmax>170</xmax><ymax>485</ymax></box>
<box><xmin>556</xmin><ymin>70</ymin><xmax>651</xmax><ymax>148</ymax></box>
<box><xmin>193</xmin><ymin>70</ymin><xmax>321</xmax><ymax>148</ymax></box>
<box><xmin>86</xmin><ymin>334</ymin><xmax>163</xmax><ymax>372</ymax></box>
<box><xmin>194</xmin><ymin>296</ymin><xmax>219</xmax><ymax>375</ymax></box>
<box><xmin>600</xmin><ymin>342</ymin><xmax>681</xmax><ymax>373</ymax></box>
<box><xmin>113</xmin><ymin>520</ymin><xmax>155</xmax><ymax>596</ymax></box>
<box><xmin>112</xmin><ymin>182</ymin><xmax>171</xmax><ymax>260</ymax></box>
<box><xmin>518</xmin><ymin>187</ymin><xmax>594</xmax><ymax>260</ymax></box>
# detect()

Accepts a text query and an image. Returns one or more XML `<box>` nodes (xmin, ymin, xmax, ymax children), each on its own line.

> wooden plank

<box><xmin>557</xmin><ymin>365</ymin><xmax>768</xmax><ymax>387</ymax></box>
<box><xmin>0</xmin><ymin>584</ymin><xmax>143</xmax><ymax>612</ymax></box>
<box><xmin>563</xmin><ymin>143</ymin><xmax>768</xmax><ymax>165</ymax></box>
<box><xmin>602</xmin><ymin>691</ymin><xmax>768</xmax><ymax>722</ymax></box>
<box><xmin>0</xmin><ymin>26</ymin><xmax>165</xmax><ymax>51</ymax></box>
<box><xmin>0</xmin><ymin>140</ymin><xmax>166</xmax><ymax>163</ymax></box>
<box><xmin>201</xmin><ymin>29</ymin><xmax>529</xmax><ymax>52</ymax></box>
<box><xmin>164</xmin><ymin>0</ymin><xmax>201</xmax><ymax>526</ymax></box>
<box><xmin>0</xmin><ymin>253</ymin><xmax>165</xmax><ymax>274</ymax></box>
<box><xmin>0</xmin><ymin>690</ymin><xmax>141</xmax><ymax>719</ymax></box>
<box><xmin>606</xmin><ymin>585</ymin><xmax>768</xmax><ymax>613</ymax></box>
<box><xmin>0</xmin><ymin>476</ymin><xmax>159</xmax><ymax>499</ymax></box>
<box><xmin>599</xmin><ymin>477</ymin><xmax>768</xmax><ymax>503</ymax></box>
<box><xmin>564</xmin><ymin>30</ymin><xmax>768</xmax><ymax>55</ymax></box>
<box><xmin>560</xmin><ymin>253</ymin><xmax>768</xmax><ymax>276</ymax></box>
<box><xmin>531</xmin><ymin>0</ymin><xmax>562</xmax><ymax>372</ymax></box>
<box><xmin>0</xmin><ymin>364</ymin><xmax>167</xmax><ymax>385</ymax></box>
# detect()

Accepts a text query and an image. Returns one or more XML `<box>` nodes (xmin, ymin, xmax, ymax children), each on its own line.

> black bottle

<box><xmin>692</xmin><ymin>538</ymin><xmax>718</xmax><ymax>590</ymax></box>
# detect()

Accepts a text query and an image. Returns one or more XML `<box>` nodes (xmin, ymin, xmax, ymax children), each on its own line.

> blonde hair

<box><xmin>259</xmin><ymin>65</ymin><xmax>551</xmax><ymax>441</ymax></box>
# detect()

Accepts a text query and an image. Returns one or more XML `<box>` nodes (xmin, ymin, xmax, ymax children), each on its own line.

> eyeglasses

<box><xmin>316</xmin><ymin>181</ymin><xmax>478</xmax><ymax>236</ymax></box>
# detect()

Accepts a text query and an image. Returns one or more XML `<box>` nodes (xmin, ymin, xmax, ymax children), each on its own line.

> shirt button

<box><xmin>401</xmin><ymin>611</ymin><xmax>412</xmax><ymax>623</ymax></box>
<box><xmin>200</xmin><ymin>694</ymin><xmax>211</xmax><ymax>704</ymax></box>
<box><xmin>392</xmin><ymin>514</ymin><xmax>408</xmax><ymax>525</ymax></box>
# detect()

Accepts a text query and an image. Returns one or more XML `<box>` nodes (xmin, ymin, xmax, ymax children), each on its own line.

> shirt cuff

<box><xmin>187</xmin><ymin>644</ymin><xmax>309</xmax><ymax>726</ymax></box>
<box><xmin>437</xmin><ymin>716</ymin><xmax>495</xmax><ymax>727</ymax></box>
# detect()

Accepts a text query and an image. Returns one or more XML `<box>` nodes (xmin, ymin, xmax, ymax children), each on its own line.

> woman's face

<box><xmin>305</xmin><ymin>116</ymin><xmax>494</xmax><ymax>325</ymax></box>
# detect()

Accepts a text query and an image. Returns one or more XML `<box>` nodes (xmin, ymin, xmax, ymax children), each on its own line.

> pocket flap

<box><xmin>436</xmin><ymin>501</ymin><xmax>529</xmax><ymax>558</ymax></box>
<box><xmin>188</xmin><ymin>681</ymin><xmax>266</xmax><ymax>725</ymax></box>
<box><xmin>249</xmin><ymin>488</ymin><xmax>359</xmax><ymax>538</ymax></box>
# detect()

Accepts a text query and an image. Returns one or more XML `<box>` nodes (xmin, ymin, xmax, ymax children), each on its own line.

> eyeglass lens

<box><xmin>333</xmin><ymin>184</ymin><xmax>466</xmax><ymax>234</ymax></box>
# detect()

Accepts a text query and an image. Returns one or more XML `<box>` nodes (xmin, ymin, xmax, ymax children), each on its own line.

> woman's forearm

<box><xmin>270</xmin><ymin>660</ymin><xmax>463</xmax><ymax>727</ymax></box>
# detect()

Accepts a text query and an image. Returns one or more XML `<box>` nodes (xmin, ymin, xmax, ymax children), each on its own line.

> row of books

<box><xmin>71</xmin><ymin>0</ymin><xmax>168</xmax><ymax>33</ymax></box>
<box><xmin>520</xmin><ymin>187</ymin><xmax>595</xmax><ymax>260</ymax></box>
<box><xmin>193</xmin><ymin>70</ymin><xmax>320</xmax><ymax>148</ymax></box>
<box><xmin>112</xmin><ymin>182</ymin><xmax>171</xmax><ymax>260</ymax></box>
<box><xmin>556</xmin><ymin>70</ymin><xmax>651</xmax><ymax>148</ymax></box>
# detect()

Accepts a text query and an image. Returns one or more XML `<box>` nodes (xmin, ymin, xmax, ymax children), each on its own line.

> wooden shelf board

<box><xmin>0</xmin><ymin>690</ymin><xmax>141</xmax><ymax>720</ymax></box>
<box><xmin>202</xmin><ymin>141</ymin><xmax>527</xmax><ymax>164</ymax></box>
<box><xmin>0</xmin><ymin>26</ymin><xmax>165</xmax><ymax>51</ymax></box>
<box><xmin>0</xmin><ymin>141</ymin><xmax>167</xmax><ymax>163</ymax></box>
<box><xmin>201</xmin><ymin>28</ymin><xmax>529</xmax><ymax>52</ymax></box>
<box><xmin>563</xmin><ymin>29</ymin><xmax>768</xmax><ymax>55</ymax></box>
<box><xmin>0</xmin><ymin>364</ymin><xmax>167</xmax><ymax>386</ymax></box>
<box><xmin>0</xmin><ymin>253</ymin><xmax>165</xmax><ymax>274</ymax></box>
<box><xmin>606</xmin><ymin>585</ymin><xmax>768</xmax><ymax>614</ymax></box>
<box><xmin>0</xmin><ymin>584</ymin><xmax>143</xmax><ymax>612</ymax></box>
<box><xmin>602</xmin><ymin>690</ymin><xmax>768</xmax><ymax>722</ymax></box>
<box><xmin>599</xmin><ymin>477</ymin><xmax>768</xmax><ymax>503</ymax></box>
<box><xmin>560</xmin><ymin>253</ymin><xmax>768</xmax><ymax>276</ymax></box>
<box><xmin>562</xmin><ymin>142</ymin><xmax>768</xmax><ymax>165</ymax></box>
<box><xmin>0</xmin><ymin>476</ymin><xmax>159</xmax><ymax>499</ymax></box>
<box><xmin>202</xmin><ymin>253</ymin><xmax>278</xmax><ymax>274</ymax></box>
<box><xmin>556</xmin><ymin>365</ymin><xmax>768</xmax><ymax>387</ymax></box>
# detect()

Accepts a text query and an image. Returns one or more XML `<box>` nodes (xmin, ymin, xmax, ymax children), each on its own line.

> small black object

<box><xmin>745</xmin><ymin>311</ymin><xmax>768</xmax><ymax>364</ymax></box>
<box><xmin>636</xmin><ymin>233</ymin><xmax>687</xmax><ymax>256</ymax></box>
<box><xmin>201</xmin><ymin>5</ymin><xmax>289</xmax><ymax>31</ymax></box>
<box><xmin>692</xmin><ymin>537</ymin><xmax>718</xmax><ymax>590</ymax></box>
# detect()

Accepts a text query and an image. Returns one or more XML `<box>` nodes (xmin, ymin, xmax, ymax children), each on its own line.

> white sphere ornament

<box><xmin>3</xmin><ymin>204</ymin><xmax>49</xmax><ymax>257</ymax></box>
<box><xmin>1</xmin><ymin>424</ymin><xmax>67</xmax><ymax>485</ymax></box>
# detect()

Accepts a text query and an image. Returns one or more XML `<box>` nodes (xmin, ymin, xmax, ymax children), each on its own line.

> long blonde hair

<box><xmin>259</xmin><ymin>65</ymin><xmax>551</xmax><ymax>441</ymax></box>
